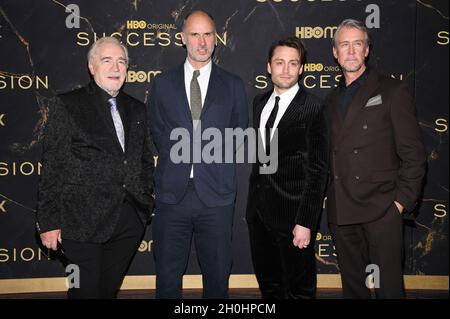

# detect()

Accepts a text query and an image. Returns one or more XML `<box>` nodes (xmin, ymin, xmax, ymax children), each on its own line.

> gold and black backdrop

<box><xmin>0</xmin><ymin>0</ymin><xmax>448</xmax><ymax>292</ymax></box>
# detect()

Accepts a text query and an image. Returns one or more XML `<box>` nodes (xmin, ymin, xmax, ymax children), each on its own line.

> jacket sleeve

<box><xmin>147</xmin><ymin>78</ymin><xmax>164</xmax><ymax>152</ymax></box>
<box><xmin>295</xmin><ymin>103</ymin><xmax>329</xmax><ymax>230</ymax></box>
<box><xmin>231</xmin><ymin>77</ymin><xmax>249</xmax><ymax>130</ymax></box>
<box><xmin>390</xmin><ymin>84</ymin><xmax>427</xmax><ymax>212</ymax></box>
<box><xmin>140</xmin><ymin>105</ymin><xmax>155</xmax><ymax>210</ymax></box>
<box><xmin>36</xmin><ymin>97</ymin><xmax>71</xmax><ymax>233</ymax></box>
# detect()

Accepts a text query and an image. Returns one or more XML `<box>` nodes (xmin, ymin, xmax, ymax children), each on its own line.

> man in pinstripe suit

<box><xmin>246</xmin><ymin>37</ymin><xmax>329</xmax><ymax>299</ymax></box>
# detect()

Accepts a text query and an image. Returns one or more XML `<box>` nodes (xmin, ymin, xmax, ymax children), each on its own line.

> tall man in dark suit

<box><xmin>325</xmin><ymin>19</ymin><xmax>426</xmax><ymax>298</ymax></box>
<box><xmin>37</xmin><ymin>37</ymin><xmax>154</xmax><ymax>298</ymax></box>
<box><xmin>148</xmin><ymin>11</ymin><xmax>248</xmax><ymax>298</ymax></box>
<box><xmin>246</xmin><ymin>37</ymin><xmax>328</xmax><ymax>299</ymax></box>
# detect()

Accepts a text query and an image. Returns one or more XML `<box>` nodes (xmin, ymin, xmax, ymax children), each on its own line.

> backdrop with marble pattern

<box><xmin>0</xmin><ymin>0</ymin><xmax>448</xmax><ymax>281</ymax></box>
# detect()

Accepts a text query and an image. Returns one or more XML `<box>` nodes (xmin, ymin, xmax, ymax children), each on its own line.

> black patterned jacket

<box><xmin>37</xmin><ymin>82</ymin><xmax>154</xmax><ymax>243</ymax></box>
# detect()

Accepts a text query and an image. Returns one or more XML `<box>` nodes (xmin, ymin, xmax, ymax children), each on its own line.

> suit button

<box><xmin>334</xmin><ymin>175</ymin><xmax>339</xmax><ymax>180</ymax></box>
<box><xmin>353</xmin><ymin>149</ymin><xmax>359</xmax><ymax>154</ymax></box>
<box><xmin>363</xmin><ymin>124</ymin><xmax>368</xmax><ymax>130</ymax></box>
<box><xmin>122</xmin><ymin>184</ymin><xmax>126</xmax><ymax>188</ymax></box>
<box><xmin>355</xmin><ymin>176</ymin><xmax>360</xmax><ymax>180</ymax></box>
<box><xmin>123</xmin><ymin>160</ymin><xmax>127</xmax><ymax>165</ymax></box>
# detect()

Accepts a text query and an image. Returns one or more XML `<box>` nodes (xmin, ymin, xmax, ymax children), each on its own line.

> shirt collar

<box><xmin>184</xmin><ymin>59</ymin><xmax>212</xmax><ymax>77</ymax></box>
<box><xmin>339</xmin><ymin>66</ymin><xmax>370</xmax><ymax>89</ymax></box>
<box><xmin>271</xmin><ymin>83</ymin><xmax>300</xmax><ymax>104</ymax></box>
<box><xmin>90</xmin><ymin>80</ymin><xmax>121</xmax><ymax>106</ymax></box>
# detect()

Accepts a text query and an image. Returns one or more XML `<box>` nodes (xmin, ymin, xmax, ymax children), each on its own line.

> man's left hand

<box><xmin>292</xmin><ymin>225</ymin><xmax>311</xmax><ymax>249</ymax></box>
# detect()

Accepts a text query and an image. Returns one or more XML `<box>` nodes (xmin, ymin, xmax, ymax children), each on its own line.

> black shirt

<box><xmin>337</xmin><ymin>67</ymin><xmax>370</xmax><ymax>120</ymax></box>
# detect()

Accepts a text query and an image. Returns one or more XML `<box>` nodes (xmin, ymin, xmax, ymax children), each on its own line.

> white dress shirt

<box><xmin>259</xmin><ymin>83</ymin><xmax>300</xmax><ymax>150</ymax></box>
<box><xmin>184</xmin><ymin>59</ymin><xmax>212</xmax><ymax>178</ymax></box>
<box><xmin>184</xmin><ymin>59</ymin><xmax>212</xmax><ymax>110</ymax></box>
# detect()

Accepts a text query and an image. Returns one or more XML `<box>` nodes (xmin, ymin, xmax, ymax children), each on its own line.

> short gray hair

<box><xmin>332</xmin><ymin>19</ymin><xmax>370</xmax><ymax>48</ymax></box>
<box><xmin>87</xmin><ymin>36</ymin><xmax>129</xmax><ymax>65</ymax></box>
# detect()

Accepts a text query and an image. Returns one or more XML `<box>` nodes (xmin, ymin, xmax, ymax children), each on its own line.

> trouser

<box><xmin>153</xmin><ymin>181</ymin><xmax>234</xmax><ymax>299</ymax></box>
<box><xmin>329</xmin><ymin>203</ymin><xmax>405</xmax><ymax>299</ymax></box>
<box><xmin>62</xmin><ymin>201</ymin><xmax>145</xmax><ymax>299</ymax></box>
<box><xmin>248</xmin><ymin>210</ymin><xmax>317</xmax><ymax>299</ymax></box>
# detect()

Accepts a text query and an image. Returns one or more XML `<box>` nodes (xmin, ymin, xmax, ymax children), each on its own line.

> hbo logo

<box><xmin>304</xmin><ymin>63</ymin><xmax>324</xmax><ymax>72</ymax></box>
<box><xmin>127</xmin><ymin>20</ymin><xmax>147</xmax><ymax>29</ymax></box>
<box><xmin>127</xmin><ymin>71</ymin><xmax>161</xmax><ymax>83</ymax></box>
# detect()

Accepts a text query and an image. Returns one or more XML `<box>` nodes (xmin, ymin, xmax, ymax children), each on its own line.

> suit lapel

<box><xmin>201</xmin><ymin>64</ymin><xmax>220</xmax><ymax>118</ymax></box>
<box><xmin>327</xmin><ymin>89</ymin><xmax>342</xmax><ymax>142</ymax></box>
<box><xmin>276</xmin><ymin>86</ymin><xmax>307</xmax><ymax>132</ymax></box>
<box><xmin>116</xmin><ymin>93</ymin><xmax>130</xmax><ymax>154</ymax></box>
<box><xmin>253</xmin><ymin>91</ymin><xmax>271</xmax><ymax>129</ymax></box>
<box><xmin>253</xmin><ymin>91</ymin><xmax>271</xmax><ymax>149</ymax></box>
<box><xmin>337</xmin><ymin>70</ymin><xmax>379</xmax><ymax>143</ymax></box>
<box><xmin>172</xmin><ymin>64</ymin><xmax>192</xmax><ymax>125</ymax></box>
<box><xmin>85</xmin><ymin>84</ymin><xmax>123</xmax><ymax>155</ymax></box>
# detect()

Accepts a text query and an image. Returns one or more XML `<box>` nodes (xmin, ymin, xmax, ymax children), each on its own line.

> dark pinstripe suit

<box><xmin>246</xmin><ymin>86</ymin><xmax>329</xmax><ymax>299</ymax></box>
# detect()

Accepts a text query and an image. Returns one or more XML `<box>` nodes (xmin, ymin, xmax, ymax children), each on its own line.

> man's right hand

<box><xmin>40</xmin><ymin>229</ymin><xmax>62</xmax><ymax>251</ymax></box>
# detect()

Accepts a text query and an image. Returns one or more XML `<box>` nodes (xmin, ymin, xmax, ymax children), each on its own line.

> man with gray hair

<box><xmin>324</xmin><ymin>19</ymin><xmax>426</xmax><ymax>298</ymax></box>
<box><xmin>37</xmin><ymin>36</ymin><xmax>155</xmax><ymax>298</ymax></box>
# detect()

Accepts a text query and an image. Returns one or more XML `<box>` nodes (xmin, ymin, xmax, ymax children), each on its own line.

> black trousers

<box><xmin>329</xmin><ymin>203</ymin><xmax>405</xmax><ymax>299</ymax></box>
<box><xmin>247</xmin><ymin>211</ymin><xmax>317</xmax><ymax>299</ymax></box>
<box><xmin>62</xmin><ymin>201</ymin><xmax>145</xmax><ymax>299</ymax></box>
<box><xmin>153</xmin><ymin>181</ymin><xmax>234</xmax><ymax>299</ymax></box>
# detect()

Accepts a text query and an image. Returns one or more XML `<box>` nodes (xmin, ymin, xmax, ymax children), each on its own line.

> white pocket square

<box><xmin>365</xmin><ymin>94</ymin><xmax>383</xmax><ymax>107</ymax></box>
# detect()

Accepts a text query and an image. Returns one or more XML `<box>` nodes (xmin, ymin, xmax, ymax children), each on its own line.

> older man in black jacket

<box><xmin>37</xmin><ymin>36</ymin><xmax>154</xmax><ymax>298</ymax></box>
